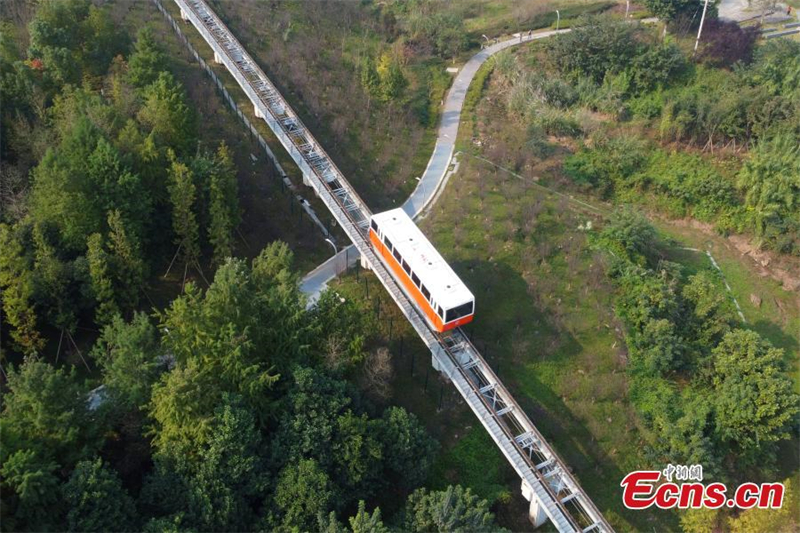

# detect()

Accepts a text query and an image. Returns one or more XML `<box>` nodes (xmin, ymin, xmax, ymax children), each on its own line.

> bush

<box><xmin>547</xmin><ymin>15</ymin><xmax>639</xmax><ymax>83</ymax></box>
<box><xmin>628</xmin><ymin>42</ymin><xmax>687</xmax><ymax>92</ymax></box>
<box><xmin>564</xmin><ymin>134</ymin><xmax>648</xmax><ymax>195</ymax></box>
<box><xmin>696</xmin><ymin>19</ymin><xmax>758</xmax><ymax>69</ymax></box>
<box><xmin>533</xmin><ymin>108</ymin><xmax>582</xmax><ymax>137</ymax></box>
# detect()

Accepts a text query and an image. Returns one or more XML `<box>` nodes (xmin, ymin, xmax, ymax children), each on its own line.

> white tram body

<box><xmin>368</xmin><ymin>208</ymin><xmax>475</xmax><ymax>333</ymax></box>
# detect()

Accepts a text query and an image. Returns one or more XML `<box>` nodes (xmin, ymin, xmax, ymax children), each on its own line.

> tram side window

<box><xmin>370</xmin><ymin>219</ymin><xmax>378</xmax><ymax>232</ymax></box>
<box><xmin>402</xmin><ymin>259</ymin><xmax>411</xmax><ymax>275</ymax></box>
<box><xmin>393</xmin><ymin>247</ymin><xmax>402</xmax><ymax>263</ymax></box>
<box><xmin>384</xmin><ymin>235</ymin><xmax>392</xmax><ymax>252</ymax></box>
<box><xmin>411</xmin><ymin>272</ymin><xmax>420</xmax><ymax>287</ymax></box>
<box><xmin>445</xmin><ymin>301</ymin><xmax>474</xmax><ymax>323</ymax></box>
<box><xmin>421</xmin><ymin>285</ymin><xmax>430</xmax><ymax>300</ymax></box>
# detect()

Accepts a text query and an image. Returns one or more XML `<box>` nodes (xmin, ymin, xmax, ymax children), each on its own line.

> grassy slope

<box><xmin>413</xmin><ymin>40</ymin><xmax>798</xmax><ymax>530</ymax></box>
<box><xmin>206</xmin><ymin>0</ymin><xmax>444</xmax><ymax>212</ymax></box>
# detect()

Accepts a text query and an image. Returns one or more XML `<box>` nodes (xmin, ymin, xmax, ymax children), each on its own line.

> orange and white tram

<box><xmin>369</xmin><ymin>208</ymin><xmax>475</xmax><ymax>333</ymax></box>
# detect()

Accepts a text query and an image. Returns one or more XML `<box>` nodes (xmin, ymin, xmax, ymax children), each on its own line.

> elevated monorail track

<box><xmin>169</xmin><ymin>1</ymin><xmax>612</xmax><ymax>530</ymax></box>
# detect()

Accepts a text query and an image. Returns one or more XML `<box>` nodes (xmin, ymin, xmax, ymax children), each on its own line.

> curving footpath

<box><xmin>300</xmin><ymin>29</ymin><xmax>567</xmax><ymax>300</ymax></box>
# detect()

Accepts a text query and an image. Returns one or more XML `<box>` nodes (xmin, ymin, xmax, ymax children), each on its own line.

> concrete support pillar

<box><xmin>180</xmin><ymin>8</ymin><xmax>189</xmax><ymax>21</ymax></box>
<box><xmin>213</xmin><ymin>51</ymin><xmax>223</xmax><ymax>64</ymax></box>
<box><xmin>254</xmin><ymin>104</ymin><xmax>264</xmax><ymax>119</ymax></box>
<box><xmin>360</xmin><ymin>254</ymin><xmax>371</xmax><ymax>271</ymax></box>
<box><xmin>521</xmin><ymin>480</ymin><xmax>549</xmax><ymax>529</ymax></box>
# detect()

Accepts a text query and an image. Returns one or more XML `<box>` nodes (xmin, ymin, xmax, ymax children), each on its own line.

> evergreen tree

<box><xmin>167</xmin><ymin>152</ymin><xmax>200</xmax><ymax>270</ymax></box>
<box><xmin>348</xmin><ymin>501</ymin><xmax>389</xmax><ymax>533</ymax></box>
<box><xmin>107</xmin><ymin>209</ymin><xmax>145</xmax><ymax>310</ymax></box>
<box><xmin>91</xmin><ymin>312</ymin><xmax>162</xmax><ymax>411</ymax></box>
<box><xmin>63</xmin><ymin>458</ymin><xmax>137</xmax><ymax>532</ymax></box>
<box><xmin>402</xmin><ymin>485</ymin><xmax>506</xmax><ymax>533</ymax></box>
<box><xmin>0</xmin><ymin>224</ymin><xmax>44</xmax><ymax>354</ymax></box>
<box><xmin>127</xmin><ymin>26</ymin><xmax>167</xmax><ymax>88</ymax></box>
<box><xmin>1</xmin><ymin>449</ymin><xmax>61</xmax><ymax>530</ymax></box>
<box><xmin>379</xmin><ymin>407</ymin><xmax>438</xmax><ymax>490</ymax></box>
<box><xmin>138</xmin><ymin>72</ymin><xmax>196</xmax><ymax>154</ymax></box>
<box><xmin>32</xmin><ymin>222</ymin><xmax>76</xmax><ymax>332</ymax></box>
<box><xmin>711</xmin><ymin>330</ymin><xmax>799</xmax><ymax>467</ymax></box>
<box><xmin>275</xmin><ymin>458</ymin><xmax>336</xmax><ymax>531</ymax></box>
<box><xmin>208</xmin><ymin>142</ymin><xmax>239</xmax><ymax>266</ymax></box>
<box><xmin>87</xmin><ymin>232</ymin><xmax>119</xmax><ymax>325</ymax></box>
<box><xmin>377</xmin><ymin>53</ymin><xmax>407</xmax><ymax>102</ymax></box>
<box><xmin>0</xmin><ymin>357</ymin><xmax>96</xmax><ymax>468</ymax></box>
<box><xmin>360</xmin><ymin>55</ymin><xmax>381</xmax><ymax>99</ymax></box>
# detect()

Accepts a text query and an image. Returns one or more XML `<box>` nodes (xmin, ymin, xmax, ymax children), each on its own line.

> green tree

<box><xmin>27</xmin><ymin>0</ymin><xmax>88</xmax><ymax>86</ymax></box>
<box><xmin>151</xmin><ymin>249</ymin><xmax>305</xmax><ymax>451</ymax></box>
<box><xmin>0</xmin><ymin>224</ymin><xmax>44</xmax><ymax>354</ymax></box>
<box><xmin>167</xmin><ymin>152</ymin><xmax>200</xmax><ymax>269</ymax></box>
<box><xmin>679</xmin><ymin>508</ymin><xmax>725</xmax><ymax>533</ymax></box>
<box><xmin>596</xmin><ymin>207</ymin><xmax>659</xmax><ymax>266</ymax></box>
<box><xmin>91</xmin><ymin>312</ymin><xmax>162</xmax><ymax>411</ymax></box>
<box><xmin>1</xmin><ymin>449</ymin><xmax>61</xmax><ymax>529</ymax></box>
<box><xmin>630</xmin><ymin>318</ymin><xmax>684</xmax><ymax>375</ymax></box>
<box><xmin>377</xmin><ymin>52</ymin><xmax>407</xmax><ymax>102</ymax></box>
<box><xmin>275</xmin><ymin>459</ymin><xmax>337</xmax><ymax>531</ymax></box>
<box><xmin>402</xmin><ymin>485</ymin><xmax>506</xmax><ymax>533</ymax></box>
<box><xmin>681</xmin><ymin>271</ymin><xmax>736</xmax><ymax>351</ymax></box>
<box><xmin>138</xmin><ymin>72</ymin><xmax>196</xmax><ymax>154</ymax></box>
<box><xmin>737</xmin><ymin>134</ymin><xmax>800</xmax><ymax>250</ymax></box>
<box><xmin>107</xmin><ymin>209</ymin><xmax>146</xmax><ymax>310</ymax></box>
<box><xmin>32</xmin><ymin>222</ymin><xmax>76</xmax><ymax>332</ymax></box>
<box><xmin>143</xmin><ymin>394</ymin><xmax>266</xmax><ymax>532</ymax></box>
<box><xmin>128</xmin><ymin>26</ymin><xmax>167</xmax><ymax>88</ymax></box>
<box><xmin>332</xmin><ymin>410</ymin><xmax>383</xmax><ymax>495</ymax></box>
<box><xmin>87</xmin><ymin>232</ymin><xmax>119</xmax><ymax>325</ymax></box>
<box><xmin>547</xmin><ymin>16</ymin><xmax>638</xmax><ymax>83</ymax></box>
<box><xmin>379</xmin><ymin>407</ymin><xmax>438</xmax><ymax>490</ymax></box>
<box><xmin>348</xmin><ymin>501</ymin><xmax>389</xmax><ymax>533</ymax></box>
<box><xmin>360</xmin><ymin>55</ymin><xmax>381</xmax><ymax>99</ymax></box>
<box><xmin>0</xmin><ymin>357</ymin><xmax>95</xmax><ymax>468</ymax></box>
<box><xmin>208</xmin><ymin>142</ymin><xmax>239</xmax><ymax>266</ymax></box>
<box><xmin>729</xmin><ymin>477</ymin><xmax>798</xmax><ymax>533</ymax></box>
<box><xmin>81</xmin><ymin>5</ymin><xmax>121</xmax><ymax>77</ymax></box>
<box><xmin>642</xmin><ymin>0</ymin><xmax>713</xmax><ymax>27</ymax></box>
<box><xmin>711</xmin><ymin>330</ymin><xmax>799</xmax><ymax>466</ymax></box>
<box><xmin>63</xmin><ymin>458</ymin><xmax>137</xmax><ymax>532</ymax></box>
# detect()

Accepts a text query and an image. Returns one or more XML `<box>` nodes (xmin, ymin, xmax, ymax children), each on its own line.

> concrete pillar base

<box><xmin>180</xmin><ymin>8</ymin><xmax>189</xmax><ymax>21</ymax></box>
<box><xmin>302</xmin><ymin>172</ymin><xmax>313</xmax><ymax>188</ymax></box>
<box><xmin>521</xmin><ymin>480</ymin><xmax>549</xmax><ymax>528</ymax></box>
<box><xmin>254</xmin><ymin>105</ymin><xmax>264</xmax><ymax>119</ymax></box>
<box><xmin>360</xmin><ymin>254</ymin><xmax>371</xmax><ymax>271</ymax></box>
<box><xmin>213</xmin><ymin>51</ymin><xmax>223</xmax><ymax>64</ymax></box>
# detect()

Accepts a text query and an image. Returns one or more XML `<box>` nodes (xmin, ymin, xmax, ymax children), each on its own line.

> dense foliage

<box><xmin>593</xmin><ymin>210</ymin><xmax>798</xmax><ymax>480</ymax></box>
<box><xmin>498</xmin><ymin>16</ymin><xmax>800</xmax><ymax>254</ymax></box>
<box><xmin>0</xmin><ymin>5</ymin><xmax>241</xmax><ymax>355</ymax></box>
<box><xmin>0</xmin><ymin>246</ymin><xmax>489</xmax><ymax>531</ymax></box>
<box><xmin>0</xmin><ymin>4</ymin><xmax>511</xmax><ymax>531</ymax></box>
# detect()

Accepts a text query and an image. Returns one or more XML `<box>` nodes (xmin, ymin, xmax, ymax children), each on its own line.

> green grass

<box><xmin>418</xmin><ymin>155</ymin><xmax>678</xmax><ymax>532</ymax></box>
<box><xmin>428</xmin><ymin>426</ymin><xmax>512</xmax><ymax>505</ymax></box>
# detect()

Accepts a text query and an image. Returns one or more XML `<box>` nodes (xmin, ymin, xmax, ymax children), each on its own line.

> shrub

<box><xmin>696</xmin><ymin>19</ymin><xmax>758</xmax><ymax>69</ymax></box>
<box><xmin>564</xmin><ymin>134</ymin><xmax>648</xmax><ymax>195</ymax></box>
<box><xmin>628</xmin><ymin>42</ymin><xmax>687</xmax><ymax>92</ymax></box>
<box><xmin>547</xmin><ymin>15</ymin><xmax>639</xmax><ymax>83</ymax></box>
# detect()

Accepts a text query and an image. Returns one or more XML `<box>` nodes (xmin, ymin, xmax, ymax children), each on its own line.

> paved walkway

<box><xmin>300</xmin><ymin>29</ymin><xmax>567</xmax><ymax>301</ymax></box>
<box><xmin>719</xmin><ymin>0</ymin><xmax>792</xmax><ymax>22</ymax></box>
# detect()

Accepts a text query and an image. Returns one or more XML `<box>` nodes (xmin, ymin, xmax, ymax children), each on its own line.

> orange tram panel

<box><xmin>368</xmin><ymin>208</ymin><xmax>474</xmax><ymax>333</ymax></box>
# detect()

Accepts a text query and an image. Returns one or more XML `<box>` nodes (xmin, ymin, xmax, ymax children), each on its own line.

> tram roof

<box><xmin>371</xmin><ymin>209</ymin><xmax>474</xmax><ymax>310</ymax></box>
